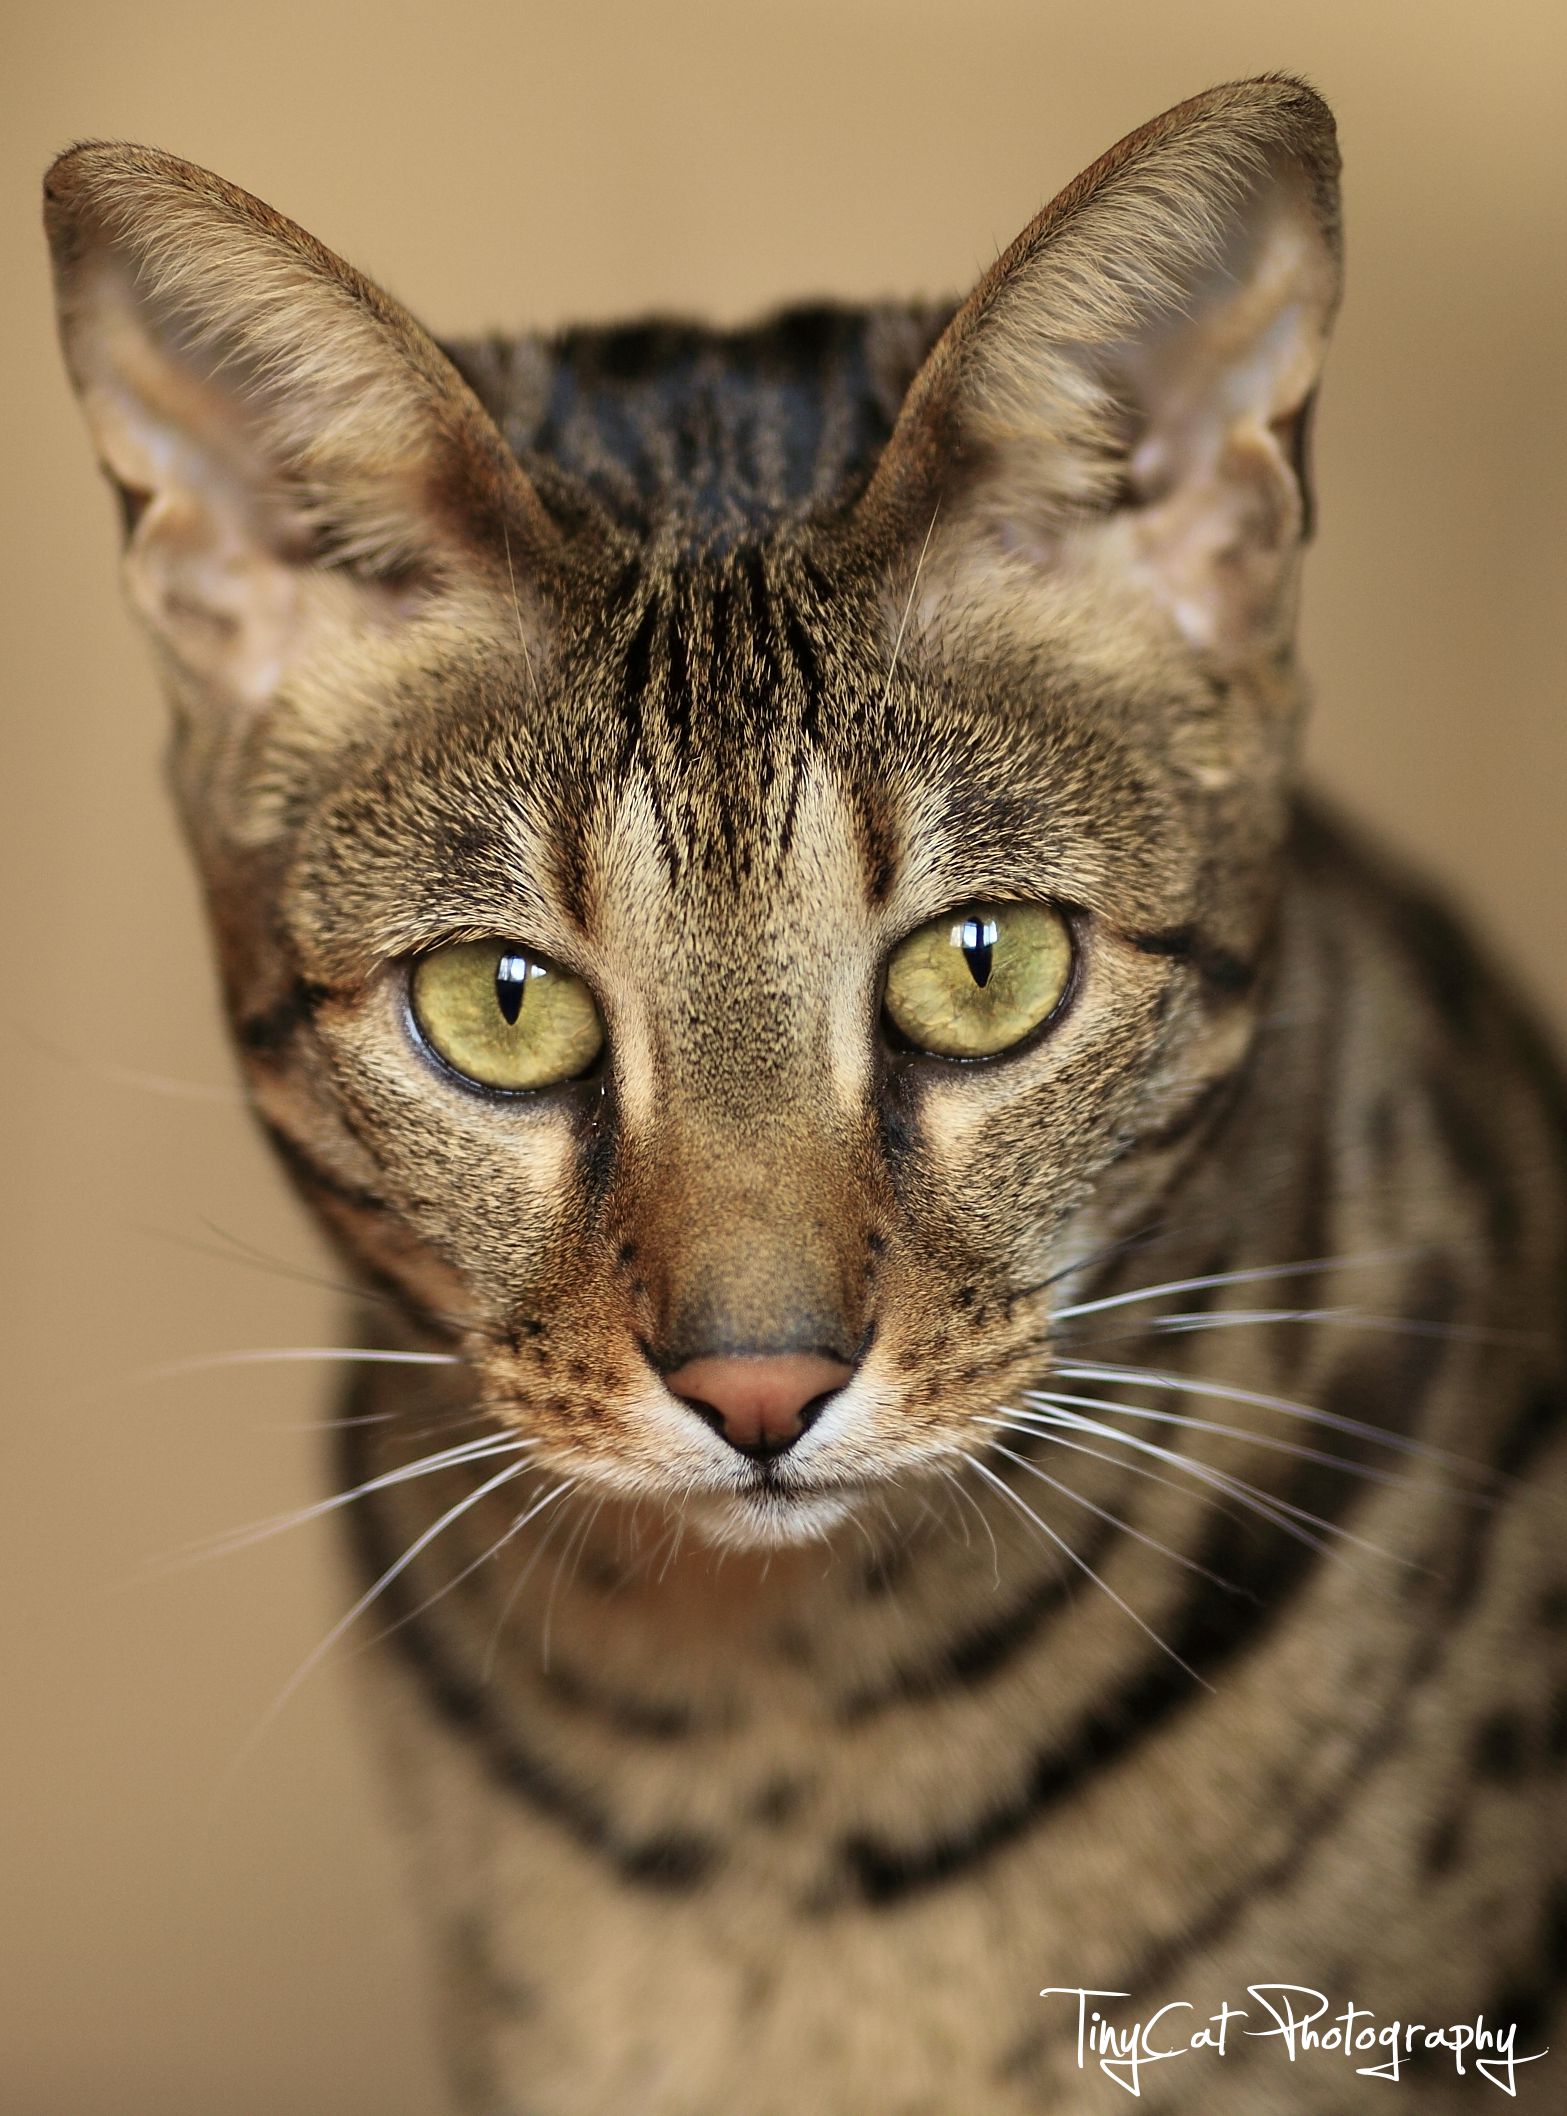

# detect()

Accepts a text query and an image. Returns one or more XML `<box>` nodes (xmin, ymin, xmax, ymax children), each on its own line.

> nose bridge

<box><xmin>627</xmin><ymin>1105</ymin><xmax>879</xmax><ymax>1369</ymax></box>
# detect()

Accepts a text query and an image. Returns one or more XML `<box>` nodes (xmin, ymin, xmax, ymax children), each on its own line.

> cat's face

<box><xmin>46</xmin><ymin>81</ymin><xmax>1340</xmax><ymax>1545</ymax></box>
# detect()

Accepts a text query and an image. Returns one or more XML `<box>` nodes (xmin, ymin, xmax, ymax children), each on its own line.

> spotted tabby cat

<box><xmin>47</xmin><ymin>76</ymin><xmax>1566</xmax><ymax>2114</ymax></box>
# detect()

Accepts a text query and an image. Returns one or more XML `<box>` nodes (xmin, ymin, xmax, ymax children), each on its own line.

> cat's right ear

<box><xmin>44</xmin><ymin>144</ymin><xmax>557</xmax><ymax>758</ymax></box>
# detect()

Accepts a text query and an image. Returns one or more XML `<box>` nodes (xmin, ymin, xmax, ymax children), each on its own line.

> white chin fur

<box><xmin>685</xmin><ymin>1486</ymin><xmax>858</xmax><ymax>1551</ymax></box>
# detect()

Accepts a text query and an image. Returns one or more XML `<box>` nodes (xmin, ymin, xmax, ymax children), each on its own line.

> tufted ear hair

<box><xmin>43</xmin><ymin>143</ymin><xmax>559</xmax><ymax>749</ymax></box>
<box><xmin>855</xmin><ymin>78</ymin><xmax>1342</xmax><ymax>675</ymax></box>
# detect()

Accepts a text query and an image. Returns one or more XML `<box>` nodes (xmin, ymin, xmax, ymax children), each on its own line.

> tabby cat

<box><xmin>46</xmin><ymin>76</ymin><xmax>1567</xmax><ymax>2114</ymax></box>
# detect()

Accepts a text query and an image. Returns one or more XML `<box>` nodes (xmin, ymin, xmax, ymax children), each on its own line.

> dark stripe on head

<box><xmin>1127</xmin><ymin>927</ymin><xmax>1257</xmax><ymax>995</ymax></box>
<box><xmin>237</xmin><ymin>980</ymin><xmax>330</xmax><ymax>1057</ymax></box>
<box><xmin>261</xmin><ymin>1117</ymin><xmax>389</xmax><ymax>1218</ymax></box>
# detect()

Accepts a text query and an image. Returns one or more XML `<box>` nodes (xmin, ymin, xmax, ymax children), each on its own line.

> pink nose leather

<box><xmin>665</xmin><ymin>1351</ymin><xmax>853</xmax><ymax>1453</ymax></box>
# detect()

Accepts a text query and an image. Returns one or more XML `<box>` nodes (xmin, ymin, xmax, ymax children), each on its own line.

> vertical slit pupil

<box><xmin>960</xmin><ymin>917</ymin><xmax>997</xmax><ymax>990</ymax></box>
<box><xmin>496</xmin><ymin>953</ymin><xmax>531</xmax><ymax>1026</ymax></box>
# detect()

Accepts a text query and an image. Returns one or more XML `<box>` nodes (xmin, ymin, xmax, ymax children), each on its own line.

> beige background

<box><xmin>4</xmin><ymin>2</ymin><xmax>1564</xmax><ymax>2109</ymax></box>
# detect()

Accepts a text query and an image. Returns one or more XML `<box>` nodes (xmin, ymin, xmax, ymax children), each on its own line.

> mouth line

<box><xmin>734</xmin><ymin>1465</ymin><xmax>865</xmax><ymax>1504</ymax></box>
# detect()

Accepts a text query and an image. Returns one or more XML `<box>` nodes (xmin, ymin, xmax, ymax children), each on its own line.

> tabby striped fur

<box><xmin>46</xmin><ymin>75</ymin><xmax>1566</xmax><ymax>2114</ymax></box>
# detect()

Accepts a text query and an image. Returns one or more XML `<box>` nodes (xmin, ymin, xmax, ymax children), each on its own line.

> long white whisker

<box><xmin>250</xmin><ymin>1455</ymin><xmax>530</xmax><ymax>1735</ymax></box>
<box><xmin>215</xmin><ymin>1453</ymin><xmax>539</xmax><ymax>1800</ymax></box>
<box><xmin>959</xmin><ymin>1450</ymin><xmax>1206</xmax><ymax>1686</ymax></box>
<box><xmin>1034</xmin><ymin>1380</ymin><xmax>1455</xmax><ymax>1497</ymax></box>
<box><xmin>163</xmin><ymin>1433</ymin><xmax>531</xmax><ymax>1567</ymax></box>
<box><xmin>119</xmin><ymin>1345</ymin><xmax>460</xmax><ymax>1394</ymax></box>
<box><xmin>1053</xmin><ymin>1252</ymin><xmax>1408</xmax><ymax>1325</ymax></box>
<box><xmin>980</xmin><ymin>1414</ymin><xmax>1270</xmax><ymax>1548</ymax></box>
<box><xmin>982</xmin><ymin>1438</ymin><xmax>1244</xmax><ymax>1593</ymax></box>
<box><xmin>994</xmin><ymin>1401</ymin><xmax>1401</xmax><ymax>1567</ymax></box>
<box><xmin>1141</xmin><ymin>1306</ymin><xmax>1533</xmax><ymax>1348</ymax></box>
<box><xmin>10</xmin><ymin>1022</ymin><xmax>241</xmax><ymax>1102</ymax></box>
<box><xmin>540</xmin><ymin>1490</ymin><xmax>602</xmax><ymax>1668</ymax></box>
<box><xmin>1052</xmin><ymin>1360</ymin><xmax>1490</xmax><ymax>1479</ymax></box>
<box><xmin>482</xmin><ymin>1487</ymin><xmax>599</xmax><ymax>1683</ymax></box>
<box><xmin>368</xmin><ymin>1479</ymin><xmax>573</xmax><ymax>1652</ymax></box>
<box><xmin>985</xmin><ymin>1405</ymin><xmax>1328</xmax><ymax>1553</ymax></box>
<box><xmin>930</xmin><ymin>1460</ymin><xmax>999</xmax><ymax>1579</ymax></box>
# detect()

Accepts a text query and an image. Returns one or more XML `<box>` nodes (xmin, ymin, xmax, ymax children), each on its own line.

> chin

<box><xmin>683</xmin><ymin>1482</ymin><xmax>862</xmax><ymax>1552</ymax></box>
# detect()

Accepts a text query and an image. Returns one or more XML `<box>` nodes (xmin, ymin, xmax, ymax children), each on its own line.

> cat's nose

<box><xmin>664</xmin><ymin>1351</ymin><xmax>853</xmax><ymax>1456</ymax></box>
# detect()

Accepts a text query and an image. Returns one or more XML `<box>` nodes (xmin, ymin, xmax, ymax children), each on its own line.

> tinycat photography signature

<box><xmin>1040</xmin><ymin>1984</ymin><xmax>1550</xmax><ymax>2098</ymax></box>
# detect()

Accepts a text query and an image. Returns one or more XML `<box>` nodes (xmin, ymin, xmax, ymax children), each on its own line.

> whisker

<box><xmin>656</xmin><ymin>1508</ymin><xmax>691</xmax><ymax>1584</ymax></box>
<box><xmin>1033</xmin><ymin>1381</ymin><xmax>1462</xmax><ymax>1500</ymax></box>
<box><xmin>986</xmin><ymin>1405</ymin><xmax>1329</xmax><ymax>1553</ymax></box>
<box><xmin>958</xmin><ymin>1449</ymin><xmax>1207</xmax><ymax>1686</ymax></box>
<box><xmin>135</xmin><ymin>1217</ymin><xmax>479</xmax><ymax>1342</ymax></box>
<box><xmin>9</xmin><ymin>1021</ymin><xmax>241</xmax><ymax>1103</ymax></box>
<box><xmin>932</xmin><ymin>1459</ymin><xmax>1002</xmax><ymax>1584</ymax></box>
<box><xmin>1052</xmin><ymin>1250</ymin><xmax>1410</xmax><ymax>1326</ymax></box>
<box><xmin>113</xmin><ymin>1345</ymin><xmax>461</xmax><ymax>1399</ymax></box>
<box><xmin>980</xmin><ymin>1413</ymin><xmax>1270</xmax><ymax>1550</ymax></box>
<box><xmin>482</xmin><ymin>1486</ymin><xmax>599</xmax><ymax>1683</ymax></box>
<box><xmin>1051</xmin><ymin>1360</ymin><xmax>1494</xmax><ymax>1481</ymax></box>
<box><xmin>367</xmin><ymin>1478</ymin><xmax>574</xmax><ymax>1655</ymax></box>
<box><xmin>996</xmin><ymin>1399</ymin><xmax>1404</xmax><ymax>1568</ymax></box>
<box><xmin>162</xmin><ymin>1432</ymin><xmax>531</xmax><ymax>1568</ymax></box>
<box><xmin>981</xmin><ymin>1437</ymin><xmax>1246</xmax><ymax>1595</ymax></box>
<box><xmin>541</xmin><ymin>1491</ymin><xmax>604</xmax><ymax>1668</ymax></box>
<box><xmin>501</xmin><ymin>521</ymin><xmax>543</xmax><ymax>707</ymax></box>
<box><xmin>239</xmin><ymin>1453</ymin><xmax>542</xmax><ymax>1759</ymax></box>
<box><xmin>1140</xmin><ymin>1306</ymin><xmax>1538</xmax><ymax>1348</ymax></box>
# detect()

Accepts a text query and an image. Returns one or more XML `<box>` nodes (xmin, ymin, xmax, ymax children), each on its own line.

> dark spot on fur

<box><xmin>1546</xmin><ymin>1687</ymin><xmax>1567</xmax><ymax>1765</ymax></box>
<box><xmin>238</xmin><ymin>980</ymin><xmax>330</xmax><ymax>1056</ymax></box>
<box><xmin>1423</xmin><ymin>1807</ymin><xmax>1465</xmax><ymax>1874</ymax></box>
<box><xmin>1495</xmin><ymin>1376</ymin><xmax>1567</xmax><ymax>1481</ymax></box>
<box><xmin>859</xmin><ymin>1543</ymin><xmax>910</xmax><ymax>1598</ymax></box>
<box><xmin>1127</xmin><ymin>926</ymin><xmax>1255</xmax><ymax>994</ymax></box>
<box><xmin>749</xmin><ymin>1777</ymin><xmax>807</xmax><ymax>1826</ymax></box>
<box><xmin>1474</xmin><ymin>1710</ymin><xmax>1532</xmax><ymax>1782</ymax></box>
<box><xmin>541</xmin><ymin>1661</ymin><xmax>704</xmax><ymax>1740</ymax></box>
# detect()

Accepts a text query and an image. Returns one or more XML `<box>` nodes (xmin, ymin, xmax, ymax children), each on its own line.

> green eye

<box><xmin>410</xmin><ymin>940</ymin><xmax>603</xmax><ymax>1091</ymax></box>
<box><xmin>883</xmin><ymin>901</ymin><xmax>1074</xmax><ymax>1058</ymax></box>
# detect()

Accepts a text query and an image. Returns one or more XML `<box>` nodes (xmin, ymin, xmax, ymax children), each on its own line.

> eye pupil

<box><xmin>495</xmin><ymin>953</ymin><xmax>530</xmax><ymax>1026</ymax></box>
<box><xmin>959</xmin><ymin>917</ymin><xmax>997</xmax><ymax>989</ymax></box>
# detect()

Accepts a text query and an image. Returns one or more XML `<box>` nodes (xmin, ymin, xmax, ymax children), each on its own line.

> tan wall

<box><xmin>4</xmin><ymin>3</ymin><xmax>1563</xmax><ymax>2109</ymax></box>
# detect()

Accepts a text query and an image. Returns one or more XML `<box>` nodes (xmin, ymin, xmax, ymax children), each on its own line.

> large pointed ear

<box><xmin>856</xmin><ymin>78</ymin><xmax>1341</xmax><ymax>677</ymax></box>
<box><xmin>43</xmin><ymin>144</ymin><xmax>559</xmax><ymax>768</ymax></box>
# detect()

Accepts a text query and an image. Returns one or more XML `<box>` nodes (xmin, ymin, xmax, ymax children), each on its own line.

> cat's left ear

<box><xmin>44</xmin><ymin>143</ymin><xmax>558</xmax><ymax>743</ymax></box>
<box><xmin>855</xmin><ymin>78</ymin><xmax>1342</xmax><ymax>675</ymax></box>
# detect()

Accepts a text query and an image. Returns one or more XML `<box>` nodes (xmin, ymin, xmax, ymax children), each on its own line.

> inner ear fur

<box><xmin>856</xmin><ymin>78</ymin><xmax>1342</xmax><ymax>673</ymax></box>
<box><xmin>44</xmin><ymin>142</ymin><xmax>558</xmax><ymax>723</ymax></box>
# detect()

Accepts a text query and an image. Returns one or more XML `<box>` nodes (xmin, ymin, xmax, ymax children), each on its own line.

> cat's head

<box><xmin>46</xmin><ymin>80</ymin><xmax>1340</xmax><ymax>1548</ymax></box>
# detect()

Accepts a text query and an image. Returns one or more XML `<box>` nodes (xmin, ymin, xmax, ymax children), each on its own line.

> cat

<box><xmin>46</xmin><ymin>74</ymin><xmax>1567</xmax><ymax>2114</ymax></box>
